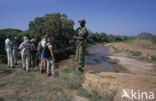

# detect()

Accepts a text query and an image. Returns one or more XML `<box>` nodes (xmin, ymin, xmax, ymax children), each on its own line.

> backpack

<box><xmin>44</xmin><ymin>45</ymin><xmax>51</xmax><ymax>59</ymax></box>
<box><xmin>22</xmin><ymin>42</ymin><xmax>32</xmax><ymax>56</ymax></box>
<box><xmin>37</xmin><ymin>41</ymin><xmax>42</xmax><ymax>53</ymax></box>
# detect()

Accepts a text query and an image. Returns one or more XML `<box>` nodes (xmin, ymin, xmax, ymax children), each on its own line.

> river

<box><xmin>85</xmin><ymin>44</ymin><xmax>115</xmax><ymax>72</ymax></box>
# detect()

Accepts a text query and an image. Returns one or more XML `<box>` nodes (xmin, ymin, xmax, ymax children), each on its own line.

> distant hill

<box><xmin>137</xmin><ymin>32</ymin><xmax>155</xmax><ymax>40</ymax></box>
<box><xmin>0</xmin><ymin>28</ymin><xmax>22</xmax><ymax>34</ymax></box>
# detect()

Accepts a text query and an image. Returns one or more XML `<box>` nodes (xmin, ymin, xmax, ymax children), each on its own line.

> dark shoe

<box><xmin>78</xmin><ymin>68</ymin><xmax>84</xmax><ymax>73</ymax></box>
<box><xmin>41</xmin><ymin>70</ymin><xmax>44</xmax><ymax>73</ymax></box>
<box><xmin>10</xmin><ymin>66</ymin><xmax>15</xmax><ymax>69</ymax></box>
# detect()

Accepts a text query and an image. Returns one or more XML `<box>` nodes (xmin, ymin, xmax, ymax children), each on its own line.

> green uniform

<box><xmin>76</xmin><ymin>27</ymin><xmax>88</xmax><ymax>71</ymax></box>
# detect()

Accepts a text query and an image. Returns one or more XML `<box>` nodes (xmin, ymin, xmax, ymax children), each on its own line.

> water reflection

<box><xmin>85</xmin><ymin>44</ymin><xmax>115</xmax><ymax>72</ymax></box>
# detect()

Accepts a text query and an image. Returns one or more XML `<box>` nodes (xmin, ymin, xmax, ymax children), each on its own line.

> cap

<box><xmin>78</xmin><ymin>19</ymin><xmax>86</xmax><ymax>24</ymax></box>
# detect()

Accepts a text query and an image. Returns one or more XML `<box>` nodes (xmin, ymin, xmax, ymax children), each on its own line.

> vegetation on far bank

<box><xmin>0</xmin><ymin>12</ymin><xmax>156</xmax><ymax>63</ymax></box>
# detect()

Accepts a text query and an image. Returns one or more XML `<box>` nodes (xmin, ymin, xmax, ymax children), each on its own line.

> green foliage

<box><xmin>91</xmin><ymin>90</ymin><xmax>116</xmax><ymax>101</ymax></box>
<box><xmin>87</xmin><ymin>31</ymin><xmax>133</xmax><ymax>44</ymax></box>
<box><xmin>78</xmin><ymin>87</ymin><xmax>92</xmax><ymax>98</ymax></box>
<box><xmin>29</xmin><ymin>13</ymin><xmax>75</xmax><ymax>49</ymax></box>
<box><xmin>151</xmin><ymin>55</ymin><xmax>156</xmax><ymax>62</ymax></box>
<box><xmin>29</xmin><ymin>13</ymin><xmax>76</xmax><ymax>61</ymax></box>
<box><xmin>54</xmin><ymin>47</ymin><xmax>75</xmax><ymax>61</ymax></box>
<box><xmin>153</xmin><ymin>64</ymin><xmax>156</xmax><ymax>72</ymax></box>
<box><xmin>0</xmin><ymin>28</ymin><xmax>26</xmax><ymax>54</ymax></box>
<box><xmin>137</xmin><ymin>32</ymin><xmax>155</xmax><ymax>40</ymax></box>
<box><xmin>0</xmin><ymin>55</ymin><xmax>7</xmax><ymax>64</ymax></box>
<box><xmin>130</xmin><ymin>51</ymin><xmax>142</xmax><ymax>56</ymax></box>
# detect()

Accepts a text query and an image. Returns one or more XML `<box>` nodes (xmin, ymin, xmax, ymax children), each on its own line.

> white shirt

<box><xmin>5</xmin><ymin>38</ymin><xmax>13</xmax><ymax>51</ymax></box>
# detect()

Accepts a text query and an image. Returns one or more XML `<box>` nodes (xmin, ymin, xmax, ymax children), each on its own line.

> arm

<box><xmin>73</xmin><ymin>36</ymin><xmax>83</xmax><ymax>39</ymax></box>
<box><xmin>19</xmin><ymin>42</ymin><xmax>24</xmax><ymax>50</ymax></box>
<box><xmin>48</xmin><ymin>45</ymin><xmax>55</xmax><ymax>62</ymax></box>
<box><xmin>73</xmin><ymin>28</ymin><xmax>88</xmax><ymax>40</ymax></box>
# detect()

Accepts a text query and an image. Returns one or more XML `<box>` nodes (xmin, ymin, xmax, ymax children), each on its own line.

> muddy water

<box><xmin>85</xmin><ymin>44</ymin><xmax>115</xmax><ymax>72</ymax></box>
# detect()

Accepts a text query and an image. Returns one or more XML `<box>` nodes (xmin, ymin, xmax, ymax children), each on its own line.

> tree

<box><xmin>28</xmin><ymin>13</ymin><xmax>75</xmax><ymax>49</ymax></box>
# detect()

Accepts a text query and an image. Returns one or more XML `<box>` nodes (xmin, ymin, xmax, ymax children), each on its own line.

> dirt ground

<box><xmin>0</xmin><ymin>40</ymin><xmax>156</xmax><ymax>101</ymax></box>
<box><xmin>58</xmin><ymin>40</ymin><xmax>156</xmax><ymax>101</ymax></box>
<box><xmin>105</xmin><ymin>40</ymin><xmax>156</xmax><ymax>75</ymax></box>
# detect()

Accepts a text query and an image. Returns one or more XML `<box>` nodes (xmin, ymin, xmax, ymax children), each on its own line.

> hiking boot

<box><xmin>47</xmin><ymin>74</ymin><xmax>51</xmax><ymax>76</ymax></box>
<box><xmin>41</xmin><ymin>70</ymin><xmax>44</xmax><ymax>73</ymax></box>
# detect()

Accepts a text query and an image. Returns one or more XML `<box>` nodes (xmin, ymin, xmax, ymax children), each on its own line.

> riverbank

<box><xmin>1</xmin><ymin>40</ymin><xmax>156</xmax><ymax>101</ymax></box>
<box><xmin>105</xmin><ymin>40</ymin><xmax>156</xmax><ymax>75</ymax></box>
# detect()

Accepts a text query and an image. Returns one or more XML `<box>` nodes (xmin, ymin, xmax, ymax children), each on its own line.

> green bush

<box><xmin>130</xmin><ymin>51</ymin><xmax>142</xmax><ymax>56</ymax></box>
<box><xmin>151</xmin><ymin>56</ymin><xmax>156</xmax><ymax>62</ymax></box>
<box><xmin>0</xmin><ymin>55</ymin><xmax>7</xmax><ymax>64</ymax></box>
<box><xmin>153</xmin><ymin>64</ymin><xmax>156</xmax><ymax>72</ymax></box>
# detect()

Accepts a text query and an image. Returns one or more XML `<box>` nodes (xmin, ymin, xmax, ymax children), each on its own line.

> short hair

<box><xmin>7</xmin><ymin>34</ymin><xmax>12</xmax><ymax>38</ymax></box>
<box><xmin>47</xmin><ymin>37</ymin><xmax>54</xmax><ymax>43</ymax></box>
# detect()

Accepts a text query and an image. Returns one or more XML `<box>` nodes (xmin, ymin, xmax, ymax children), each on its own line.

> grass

<box><xmin>0</xmin><ymin>55</ymin><xmax>7</xmax><ymax>64</ymax></box>
<box><xmin>129</xmin><ymin>51</ymin><xmax>142</xmax><ymax>56</ymax></box>
<box><xmin>0</xmin><ymin>65</ymin><xmax>74</xmax><ymax>101</ymax></box>
<box><xmin>153</xmin><ymin>64</ymin><xmax>156</xmax><ymax>72</ymax></box>
<box><xmin>77</xmin><ymin>87</ymin><xmax>117</xmax><ymax>101</ymax></box>
<box><xmin>55</xmin><ymin>67</ymin><xmax>83</xmax><ymax>90</ymax></box>
<box><xmin>123</xmin><ymin>40</ymin><xmax>134</xmax><ymax>44</ymax></box>
<box><xmin>111</xmin><ymin>46</ymin><xmax>122</xmax><ymax>53</ymax></box>
<box><xmin>90</xmin><ymin>89</ymin><xmax>116</xmax><ymax>101</ymax></box>
<box><xmin>78</xmin><ymin>87</ymin><xmax>92</xmax><ymax>98</ymax></box>
<box><xmin>0</xmin><ymin>65</ymin><xmax>118</xmax><ymax>101</ymax></box>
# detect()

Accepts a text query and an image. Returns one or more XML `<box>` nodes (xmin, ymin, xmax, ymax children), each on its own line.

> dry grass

<box><xmin>83</xmin><ymin>72</ymin><xmax>156</xmax><ymax>101</ymax></box>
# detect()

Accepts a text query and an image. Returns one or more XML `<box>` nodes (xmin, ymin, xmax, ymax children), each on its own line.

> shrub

<box><xmin>130</xmin><ymin>51</ymin><xmax>142</xmax><ymax>56</ymax></box>
<box><xmin>153</xmin><ymin>64</ymin><xmax>156</xmax><ymax>72</ymax></box>
<box><xmin>151</xmin><ymin>56</ymin><xmax>156</xmax><ymax>62</ymax></box>
<box><xmin>0</xmin><ymin>55</ymin><xmax>7</xmax><ymax>64</ymax></box>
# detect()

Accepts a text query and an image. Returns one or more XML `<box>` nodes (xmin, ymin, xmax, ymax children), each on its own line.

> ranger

<box><xmin>73</xmin><ymin>19</ymin><xmax>88</xmax><ymax>72</ymax></box>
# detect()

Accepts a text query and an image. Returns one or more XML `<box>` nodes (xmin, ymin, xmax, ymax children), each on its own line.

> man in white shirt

<box><xmin>5</xmin><ymin>35</ymin><xmax>14</xmax><ymax>68</ymax></box>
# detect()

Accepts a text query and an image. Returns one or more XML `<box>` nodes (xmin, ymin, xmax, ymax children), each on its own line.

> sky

<box><xmin>0</xmin><ymin>0</ymin><xmax>156</xmax><ymax>36</ymax></box>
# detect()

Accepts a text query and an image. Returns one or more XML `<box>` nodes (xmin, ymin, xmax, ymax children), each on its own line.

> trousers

<box><xmin>6</xmin><ymin>50</ymin><xmax>14</xmax><ymax>68</ymax></box>
<box><xmin>21</xmin><ymin>52</ymin><xmax>30</xmax><ymax>71</ymax></box>
<box><xmin>13</xmin><ymin>49</ymin><xmax>18</xmax><ymax>64</ymax></box>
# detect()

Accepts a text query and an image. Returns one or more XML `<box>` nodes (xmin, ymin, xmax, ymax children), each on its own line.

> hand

<box><xmin>73</xmin><ymin>36</ymin><xmax>77</xmax><ymax>39</ymax></box>
<box><xmin>76</xmin><ymin>27</ymin><xmax>81</xmax><ymax>31</ymax></box>
<box><xmin>53</xmin><ymin>58</ymin><xmax>55</xmax><ymax>62</ymax></box>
